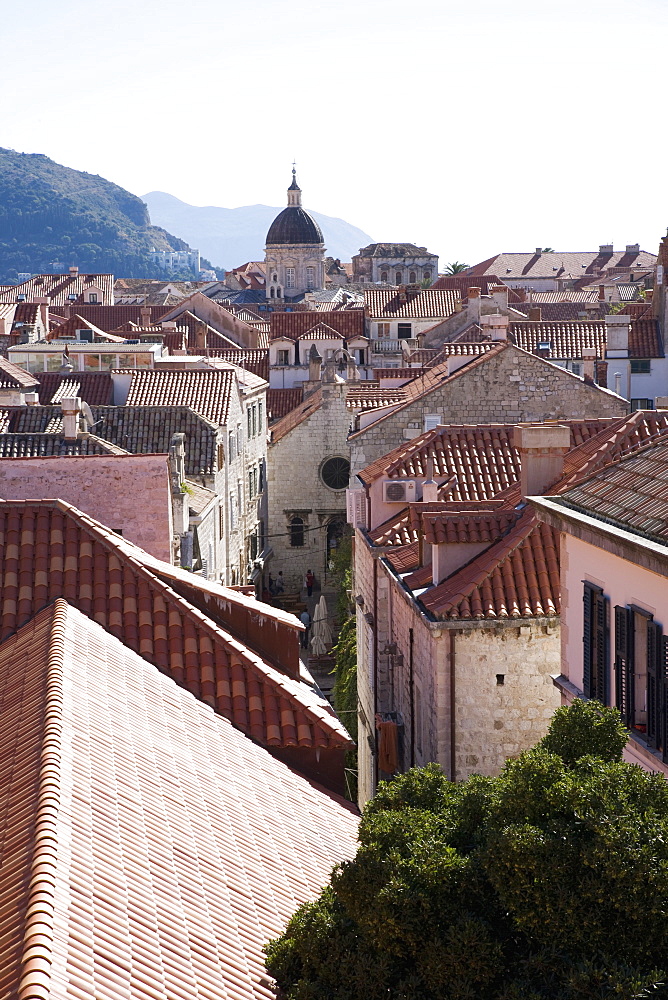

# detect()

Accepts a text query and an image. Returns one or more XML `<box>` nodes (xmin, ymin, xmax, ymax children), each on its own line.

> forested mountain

<box><xmin>0</xmin><ymin>148</ymin><xmax>195</xmax><ymax>282</ymax></box>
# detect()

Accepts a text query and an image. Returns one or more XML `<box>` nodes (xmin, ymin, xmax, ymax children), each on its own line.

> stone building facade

<box><xmin>266</xmin><ymin>379</ymin><xmax>353</xmax><ymax>592</ymax></box>
<box><xmin>265</xmin><ymin>171</ymin><xmax>326</xmax><ymax>301</ymax></box>
<box><xmin>349</xmin><ymin>343</ymin><xmax>628</xmax><ymax>477</ymax></box>
<box><xmin>353</xmin><ymin>243</ymin><xmax>439</xmax><ymax>285</ymax></box>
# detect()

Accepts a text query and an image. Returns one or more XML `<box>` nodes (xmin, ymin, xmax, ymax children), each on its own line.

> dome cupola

<box><xmin>266</xmin><ymin>168</ymin><xmax>324</xmax><ymax>246</ymax></box>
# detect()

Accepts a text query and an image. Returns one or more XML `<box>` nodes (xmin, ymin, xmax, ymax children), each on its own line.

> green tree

<box><xmin>444</xmin><ymin>261</ymin><xmax>469</xmax><ymax>274</ymax></box>
<box><xmin>265</xmin><ymin>701</ymin><xmax>668</xmax><ymax>999</ymax></box>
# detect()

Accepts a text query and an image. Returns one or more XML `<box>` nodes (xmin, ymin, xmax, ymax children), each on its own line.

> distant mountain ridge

<box><xmin>142</xmin><ymin>190</ymin><xmax>375</xmax><ymax>269</ymax></box>
<box><xmin>0</xmin><ymin>148</ymin><xmax>195</xmax><ymax>282</ymax></box>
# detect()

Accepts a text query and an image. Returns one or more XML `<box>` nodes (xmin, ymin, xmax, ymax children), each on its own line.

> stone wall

<box><xmin>350</xmin><ymin>344</ymin><xmax>627</xmax><ymax>476</ymax></box>
<box><xmin>354</xmin><ymin>532</ymin><xmax>562</xmax><ymax>805</ymax></box>
<box><xmin>0</xmin><ymin>453</ymin><xmax>173</xmax><ymax>560</ymax></box>
<box><xmin>451</xmin><ymin>623</ymin><xmax>561</xmax><ymax>779</ymax></box>
<box><xmin>267</xmin><ymin>383</ymin><xmax>352</xmax><ymax>592</ymax></box>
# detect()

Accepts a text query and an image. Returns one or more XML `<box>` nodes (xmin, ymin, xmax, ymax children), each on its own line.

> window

<box><xmin>290</xmin><ymin>516</ymin><xmax>305</xmax><ymax>547</ymax></box>
<box><xmin>217</xmin><ymin>443</ymin><xmax>224</xmax><ymax>470</ymax></box>
<box><xmin>277</xmin><ymin>349</ymin><xmax>289</xmax><ymax>366</ymax></box>
<box><xmin>424</xmin><ymin>414</ymin><xmax>442</xmax><ymax>432</ymax></box>
<box><xmin>321</xmin><ymin>456</ymin><xmax>350</xmax><ymax>491</ymax></box>
<box><xmin>395</xmin><ymin>272</ymin><xmax>402</xmax><ymax>284</ymax></box>
<box><xmin>286</xmin><ymin>267</ymin><xmax>296</xmax><ymax>289</ymax></box>
<box><xmin>219</xmin><ymin>504</ymin><xmax>225</xmax><ymax>539</ymax></box>
<box><xmin>306</xmin><ymin>266</ymin><xmax>316</xmax><ymax>289</ymax></box>
<box><xmin>614</xmin><ymin>605</ymin><xmax>666</xmax><ymax>751</ymax></box>
<box><xmin>397</xmin><ymin>323</ymin><xmax>412</xmax><ymax>339</ymax></box>
<box><xmin>229</xmin><ymin>430</ymin><xmax>235</xmax><ymax>462</ymax></box>
<box><xmin>423</xmin><ymin>269</ymin><xmax>432</xmax><ymax>282</ymax></box>
<box><xmin>377</xmin><ymin>322</ymin><xmax>391</xmax><ymax>339</ymax></box>
<box><xmin>247</xmin><ymin>408</ymin><xmax>253</xmax><ymax>438</ymax></box>
<box><xmin>249</xmin><ymin>531</ymin><xmax>258</xmax><ymax>561</ymax></box>
<box><xmin>409</xmin><ymin>271</ymin><xmax>416</xmax><ymax>283</ymax></box>
<box><xmin>380</xmin><ymin>271</ymin><xmax>388</xmax><ymax>282</ymax></box>
<box><xmin>251</xmin><ymin>404</ymin><xmax>257</xmax><ymax>437</ymax></box>
<box><xmin>631</xmin><ymin>398</ymin><xmax>654</xmax><ymax>410</ymax></box>
<box><xmin>258</xmin><ymin>459</ymin><xmax>265</xmax><ymax>493</ymax></box>
<box><xmin>236</xmin><ymin>423</ymin><xmax>242</xmax><ymax>453</ymax></box>
<box><xmin>229</xmin><ymin>494</ymin><xmax>237</xmax><ymax>531</ymax></box>
<box><xmin>270</xmin><ymin>287</ymin><xmax>275</xmax><ymax>299</ymax></box>
<box><xmin>248</xmin><ymin>469</ymin><xmax>254</xmax><ymax>498</ymax></box>
<box><xmin>631</xmin><ymin>360</ymin><xmax>651</xmax><ymax>374</ymax></box>
<box><xmin>88</xmin><ymin>293</ymin><xmax>98</xmax><ymax>303</ymax></box>
<box><xmin>583</xmin><ymin>583</ymin><xmax>610</xmax><ymax>703</ymax></box>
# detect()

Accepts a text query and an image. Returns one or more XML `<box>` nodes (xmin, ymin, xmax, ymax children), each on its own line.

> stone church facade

<box><xmin>265</xmin><ymin>170</ymin><xmax>326</xmax><ymax>301</ymax></box>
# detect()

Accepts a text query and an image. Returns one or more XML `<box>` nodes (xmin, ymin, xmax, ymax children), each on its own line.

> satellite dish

<box><xmin>80</xmin><ymin>401</ymin><xmax>95</xmax><ymax>429</ymax></box>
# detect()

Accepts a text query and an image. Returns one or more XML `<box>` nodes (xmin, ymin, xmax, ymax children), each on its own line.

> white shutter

<box><xmin>346</xmin><ymin>488</ymin><xmax>368</xmax><ymax>529</ymax></box>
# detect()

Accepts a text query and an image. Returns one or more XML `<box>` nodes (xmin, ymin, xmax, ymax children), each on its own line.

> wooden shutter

<box><xmin>583</xmin><ymin>585</ymin><xmax>594</xmax><ymax>698</ymax></box>
<box><xmin>583</xmin><ymin>584</ymin><xmax>609</xmax><ymax>703</ymax></box>
<box><xmin>662</xmin><ymin>637</ymin><xmax>668</xmax><ymax>764</ymax></box>
<box><xmin>647</xmin><ymin>621</ymin><xmax>662</xmax><ymax>748</ymax></box>
<box><xmin>614</xmin><ymin>606</ymin><xmax>634</xmax><ymax>727</ymax></box>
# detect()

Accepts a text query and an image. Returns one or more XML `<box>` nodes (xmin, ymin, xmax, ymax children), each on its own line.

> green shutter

<box><xmin>647</xmin><ymin>621</ymin><xmax>662</xmax><ymax>748</ymax></box>
<box><xmin>615</xmin><ymin>606</ymin><xmax>634</xmax><ymax>728</ymax></box>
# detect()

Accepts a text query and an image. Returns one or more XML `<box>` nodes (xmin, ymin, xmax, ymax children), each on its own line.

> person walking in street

<box><xmin>299</xmin><ymin>608</ymin><xmax>311</xmax><ymax>649</ymax></box>
<box><xmin>275</xmin><ymin>571</ymin><xmax>285</xmax><ymax>594</ymax></box>
<box><xmin>305</xmin><ymin>569</ymin><xmax>315</xmax><ymax>597</ymax></box>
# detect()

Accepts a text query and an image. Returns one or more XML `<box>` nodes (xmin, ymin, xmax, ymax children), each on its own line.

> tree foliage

<box><xmin>444</xmin><ymin>261</ymin><xmax>469</xmax><ymax>274</ymax></box>
<box><xmin>266</xmin><ymin>701</ymin><xmax>668</xmax><ymax>998</ymax></box>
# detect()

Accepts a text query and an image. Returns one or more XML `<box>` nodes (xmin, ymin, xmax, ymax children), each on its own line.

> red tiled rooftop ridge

<box><xmin>270</xmin><ymin>309</ymin><xmax>364</xmax><ymax>342</ymax></box>
<box><xmin>0</xmin><ymin>500</ymin><xmax>352</xmax><ymax>752</ymax></box>
<box><xmin>0</xmin><ymin>600</ymin><xmax>358</xmax><ymax>1000</ymax></box>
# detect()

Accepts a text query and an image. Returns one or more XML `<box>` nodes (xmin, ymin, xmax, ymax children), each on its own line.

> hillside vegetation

<box><xmin>0</xmin><ymin>148</ymin><xmax>194</xmax><ymax>281</ymax></box>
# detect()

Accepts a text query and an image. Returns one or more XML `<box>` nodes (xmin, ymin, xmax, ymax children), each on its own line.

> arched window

<box><xmin>409</xmin><ymin>271</ymin><xmax>416</xmax><ymax>283</ymax></box>
<box><xmin>423</xmin><ymin>268</ymin><xmax>432</xmax><ymax>282</ymax></box>
<box><xmin>380</xmin><ymin>271</ymin><xmax>388</xmax><ymax>282</ymax></box>
<box><xmin>270</xmin><ymin>286</ymin><xmax>275</xmax><ymax>298</ymax></box>
<box><xmin>395</xmin><ymin>271</ymin><xmax>402</xmax><ymax>284</ymax></box>
<box><xmin>273</xmin><ymin>273</ymin><xmax>278</xmax><ymax>282</ymax></box>
<box><xmin>290</xmin><ymin>516</ymin><xmax>305</xmax><ymax>547</ymax></box>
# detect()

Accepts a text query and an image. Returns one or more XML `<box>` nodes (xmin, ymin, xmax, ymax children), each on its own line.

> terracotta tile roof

<box><xmin>509</xmin><ymin>319</ymin><xmax>663</xmax><ymax>359</ymax></box>
<box><xmin>466</xmin><ymin>250</ymin><xmax>657</xmax><ymax>281</ymax></box>
<box><xmin>345</xmin><ymin>385</ymin><xmax>406</xmax><ymax>410</ymax></box>
<box><xmin>357</xmin><ymin>418</ymin><xmax>617</xmax><ymax>492</ymax></box>
<box><xmin>556</xmin><ymin>439</ymin><xmax>668</xmax><ymax>544</ymax></box>
<box><xmin>418</xmin><ymin>508</ymin><xmax>520</xmax><ymax>545</ymax></box>
<box><xmin>0</xmin><ymin>432</ymin><xmax>127</xmax><ymax>457</ymax></box>
<box><xmin>0</xmin><ymin>500</ymin><xmax>352</xmax><ymax>751</ymax></box>
<box><xmin>51</xmin><ymin>302</ymin><xmax>172</xmax><ymax>329</ymax></box>
<box><xmin>46</xmin><ymin>312</ymin><xmax>125</xmax><ymax>343</ymax></box>
<box><xmin>0</xmin><ymin>356</ymin><xmax>39</xmax><ymax>389</ymax></box>
<box><xmin>270</xmin><ymin>310</ymin><xmax>364</xmax><ymax>342</ymax></box>
<box><xmin>513</xmin><ymin>302</ymin><xmax>607</xmax><ymax>322</ymax></box>
<box><xmin>357</xmin><ymin>242</ymin><xmax>438</xmax><ymax>258</ymax></box>
<box><xmin>419</xmin><ymin>516</ymin><xmax>560</xmax><ymax>620</ymax></box>
<box><xmin>270</xmin><ymin>388</ymin><xmax>323</xmax><ymax>443</ymax></box>
<box><xmin>0</xmin><ymin>599</ymin><xmax>358</xmax><ymax>1000</ymax></box>
<box><xmin>185</xmin><ymin>478</ymin><xmax>217</xmax><ymax>515</ymax></box>
<box><xmin>431</xmin><ymin>274</ymin><xmax>524</xmax><ymax>303</ymax></box>
<box><xmin>364</xmin><ymin>287</ymin><xmax>460</xmax><ymax>319</ymax></box>
<box><xmin>0</xmin><ymin>272</ymin><xmax>114</xmax><ymax>305</ymax></box>
<box><xmin>372</xmin><ymin>367</ymin><xmax>424</xmax><ymax>380</ymax></box>
<box><xmin>267</xmin><ymin>386</ymin><xmax>304</xmax><ymax>422</ymax></box>
<box><xmin>298</xmin><ymin>322</ymin><xmax>346</xmax><ymax>341</ymax></box>
<box><xmin>207</xmin><ymin>348</ymin><xmax>270</xmax><ymax>381</ymax></box>
<box><xmin>36</xmin><ymin>371</ymin><xmax>114</xmax><ymax>405</ymax></box>
<box><xmin>524</xmin><ymin>290</ymin><xmax>600</xmax><ymax>303</ymax></box>
<box><xmin>1</xmin><ymin>404</ymin><xmax>219</xmax><ymax>476</ymax></box>
<box><xmin>124</xmin><ymin>367</ymin><xmax>236</xmax><ymax>425</ymax></box>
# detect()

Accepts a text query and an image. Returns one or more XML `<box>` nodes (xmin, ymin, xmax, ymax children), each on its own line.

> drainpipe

<box><xmin>450</xmin><ymin>630</ymin><xmax>456</xmax><ymax>781</ymax></box>
<box><xmin>409</xmin><ymin>627</ymin><xmax>415</xmax><ymax>767</ymax></box>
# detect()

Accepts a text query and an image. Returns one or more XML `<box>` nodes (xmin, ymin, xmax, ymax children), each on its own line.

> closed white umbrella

<box><xmin>309</xmin><ymin>595</ymin><xmax>332</xmax><ymax>655</ymax></box>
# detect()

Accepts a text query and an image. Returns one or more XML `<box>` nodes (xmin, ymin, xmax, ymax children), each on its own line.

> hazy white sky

<box><xmin>2</xmin><ymin>0</ymin><xmax>667</xmax><ymax>265</ymax></box>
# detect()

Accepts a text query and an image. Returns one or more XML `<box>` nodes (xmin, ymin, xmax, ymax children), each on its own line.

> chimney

<box><xmin>24</xmin><ymin>392</ymin><xmax>39</xmax><ymax>406</ymax></box>
<box><xmin>582</xmin><ymin>347</ymin><xmax>597</xmax><ymax>385</ymax></box>
<box><xmin>481</xmin><ymin>313</ymin><xmax>509</xmax><ymax>342</ymax></box>
<box><xmin>61</xmin><ymin>397</ymin><xmax>81</xmax><ymax>441</ymax></box>
<box><xmin>140</xmin><ymin>306</ymin><xmax>152</xmax><ymax>327</ymax></box>
<box><xmin>69</xmin><ymin>266</ymin><xmax>79</xmax><ymax>277</ymax></box>
<box><xmin>605</xmin><ymin>314</ymin><xmax>631</xmax><ymax>357</ymax></box>
<box><xmin>421</xmin><ymin>457</ymin><xmax>438</xmax><ymax>502</ymax></box>
<box><xmin>598</xmin><ymin>285</ymin><xmax>606</xmax><ymax>301</ymax></box>
<box><xmin>515</xmin><ymin>423</ymin><xmax>571</xmax><ymax>497</ymax></box>
<box><xmin>614</xmin><ymin>372</ymin><xmax>623</xmax><ymax>395</ymax></box>
<box><xmin>195</xmin><ymin>320</ymin><xmax>207</xmax><ymax>354</ymax></box>
<box><xmin>528</xmin><ymin>306</ymin><xmax>542</xmax><ymax>322</ymax></box>
<box><xmin>398</xmin><ymin>285</ymin><xmax>407</xmax><ymax>304</ymax></box>
<box><xmin>309</xmin><ymin>344</ymin><xmax>322</xmax><ymax>381</ymax></box>
<box><xmin>490</xmin><ymin>285</ymin><xmax>509</xmax><ymax>311</ymax></box>
<box><xmin>0</xmin><ymin>318</ymin><xmax>4</xmax><ymax>335</ymax></box>
<box><xmin>467</xmin><ymin>286</ymin><xmax>481</xmax><ymax>322</ymax></box>
<box><xmin>599</xmin><ymin>244</ymin><xmax>614</xmax><ymax>254</ymax></box>
<box><xmin>626</xmin><ymin>244</ymin><xmax>640</xmax><ymax>254</ymax></box>
<box><xmin>535</xmin><ymin>248</ymin><xmax>543</xmax><ymax>255</ymax></box>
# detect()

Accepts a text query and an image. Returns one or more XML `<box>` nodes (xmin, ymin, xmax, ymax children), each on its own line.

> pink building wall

<box><xmin>560</xmin><ymin>530</ymin><xmax>668</xmax><ymax>775</ymax></box>
<box><xmin>0</xmin><ymin>454</ymin><xmax>173</xmax><ymax>562</ymax></box>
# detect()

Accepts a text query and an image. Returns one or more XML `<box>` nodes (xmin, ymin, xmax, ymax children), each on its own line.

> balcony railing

<box><xmin>371</xmin><ymin>338</ymin><xmax>419</xmax><ymax>354</ymax></box>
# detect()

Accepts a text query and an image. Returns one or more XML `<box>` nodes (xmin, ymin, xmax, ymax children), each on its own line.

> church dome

<box><xmin>265</xmin><ymin>169</ymin><xmax>324</xmax><ymax>245</ymax></box>
<box><xmin>266</xmin><ymin>207</ymin><xmax>324</xmax><ymax>245</ymax></box>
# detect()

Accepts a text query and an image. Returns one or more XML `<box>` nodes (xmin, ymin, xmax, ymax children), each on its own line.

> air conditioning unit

<box><xmin>346</xmin><ymin>488</ymin><xmax>368</xmax><ymax>529</ymax></box>
<box><xmin>383</xmin><ymin>480</ymin><xmax>417</xmax><ymax>503</ymax></box>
